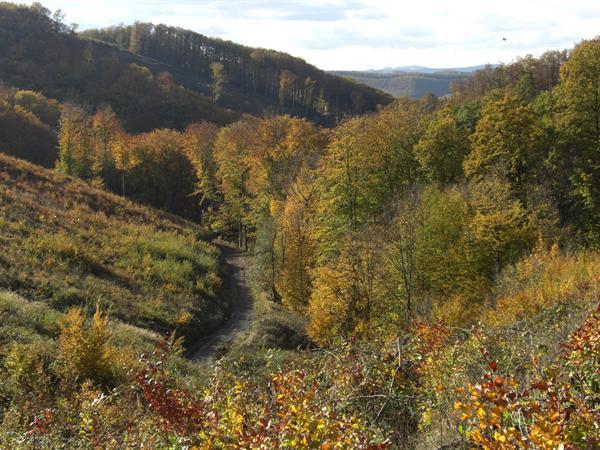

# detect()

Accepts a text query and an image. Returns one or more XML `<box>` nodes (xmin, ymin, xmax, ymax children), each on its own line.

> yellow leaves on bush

<box><xmin>308</xmin><ymin>237</ymin><xmax>381</xmax><ymax>345</ymax></box>
<box><xmin>307</xmin><ymin>266</ymin><xmax>347</xmax><ymax>346</ymax></box>
<box><xmin>487</xmin><ymin>246</ymin><xmax>600</xmax><ymax>327</ymax></box>
<box><xmin>176</xmin><ymin>311</ymin><xmax>193</xmax><ymax>326</ymax></box>
<box><xmin>268</xmin><ymin>370</ymin><xmax>372</xmax><ymax>449</ymax></box>
<box><xmin>432</xmin><ymin>293</ymin><xmax>482</xmax><ymax>326</ymax></box>
<box><xmin>57</xmin><ymin>304</ymin><xmax>115</xmax><ymax>385</ymax></box>
<box><xmin>277</xmin><ymin>184</ymin><xmax>316</xmax><ymax>313</ymax></box>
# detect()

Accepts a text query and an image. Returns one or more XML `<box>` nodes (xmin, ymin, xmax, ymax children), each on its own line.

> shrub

<box><xmin>488</xmin><ymin>245</ymin><xmax>600</xmax><ymax>327</ymax></box>
<box><xmin>454</xmin><ymin>309</ymin><xmax>600</xmax><ymax>449</ymax></box>
<box><xmin>56</xmin><ymin>305</ymin><xmax>116</xmax><ymax>386</ymax></box>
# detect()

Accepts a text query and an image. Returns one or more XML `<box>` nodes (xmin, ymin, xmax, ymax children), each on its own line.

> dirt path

<box><xmin>192</xmin><ymin>242</ymin><xmax>253</xmax><ymax>361</ymax></box>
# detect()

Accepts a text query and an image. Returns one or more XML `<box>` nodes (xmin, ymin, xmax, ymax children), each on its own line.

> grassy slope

<box><xmin>0</xmin><ymin>153</ymin><xmax>226</xmax><ymax>349</ymax></box>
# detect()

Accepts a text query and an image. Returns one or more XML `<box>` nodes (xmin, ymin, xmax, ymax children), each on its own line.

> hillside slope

<box><xmin>0</xmin><ymin>3</ymin><xmax>392</xmax><ymax>130</ymax></box>
<box><xmin>81</xmin><ymin>22</ymin><xmax>393</xmax><ymax>126</ymax></box>
<box><xmin>0</xmin><ymin>153</ymin><xmax>225</xmax><ymax>347</ymax></box>
<box><xmin>0</xmin><ymin>2</ymin><xmax>236</xmax><ymax>132</ymax></box>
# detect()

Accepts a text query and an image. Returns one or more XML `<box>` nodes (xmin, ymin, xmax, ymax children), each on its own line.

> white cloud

<box><xmin>26</xmin><ymin>0</ymin><xmax>600</xmax><ymax>70</ymax></box>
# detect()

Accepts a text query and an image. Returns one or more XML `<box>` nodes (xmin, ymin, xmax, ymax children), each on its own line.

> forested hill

<box><xmin>80</xmin><ymin>23</ymin><xmax>393</xmax><ymax>125</ymax></box>
<box><xmin>0</xmin><ymin>3</ymin><xmax>390</xmax><ymax>131</ymax></box>
<box><xmin>332</xmin><ymin>54</ymin><xmax>567</xmax><ymax>99</ymax></box>
<box><xmin>0</xmin><ymin>3</ymin><xmax>241</xmax><ymax>132</ymax></box>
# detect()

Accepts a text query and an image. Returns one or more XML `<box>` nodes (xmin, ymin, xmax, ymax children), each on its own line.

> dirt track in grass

<box><xmin>192</xmin><ymin>242</ymin><xmax>253</xmax><ymax>361</ymax></box>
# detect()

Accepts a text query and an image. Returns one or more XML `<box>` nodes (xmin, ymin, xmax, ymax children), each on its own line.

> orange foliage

<box><xmin>455</xmin><ymin>308</ymin><xmax>600</xmax><ymax>449</ymax></box>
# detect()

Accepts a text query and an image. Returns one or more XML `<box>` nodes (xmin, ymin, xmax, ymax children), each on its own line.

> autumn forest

<box><xmin>0</xmin><ymin>2</ymin><xmax>598</xmax><ymax>449</ymax></box>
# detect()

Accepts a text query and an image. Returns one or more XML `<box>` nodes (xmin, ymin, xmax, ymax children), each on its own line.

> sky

<box><xmin>26</xmin><ymin>0</ymin><xmax>600</xmax><ymax>71</ymax></box>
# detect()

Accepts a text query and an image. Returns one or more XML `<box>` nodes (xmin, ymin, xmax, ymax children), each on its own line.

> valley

<box><xmin>0</xmin><ymin>2</ymin><xmax>598</xmax><ymax>448</ymax></box>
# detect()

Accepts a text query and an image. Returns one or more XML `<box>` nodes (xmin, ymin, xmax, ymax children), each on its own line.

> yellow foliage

<box><xmin>307</xmin><ymin>266</ymin><xmax>348</xmax><ymax>346</ymax></box>
<box><xmin>177</xmin><ymin>311</ymin><xmax>193</xmax><ymax>326</ymax></box>
<box><xmin>486</xmin><ymin>246</ymin><xmax>600</xmax><ymax>327</ymax></box>
<box><xmin>278</xmin><ymin>185</ymin><xmax>316</xmax><ymax>313</ymax></box>
<box><xmin>57</xmin><ymin>304</ymin><xmax>115</xmax><ymax>385</ymax></box>
<box><xmin>432</xmin><ymin>294</ymin><xmax>481</xmax><ymax>326</ymax></box>
<box><xmin>307</xmin><ymin>237</ymin><xmax>381</xmax><ymax>345</ymax></box>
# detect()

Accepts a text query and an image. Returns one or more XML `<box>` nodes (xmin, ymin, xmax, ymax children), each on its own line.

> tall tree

<box><xmin>126</xmin><ymin>129</ymin><xmax>197</xmax><ymax>216</ymax></box>
<box><xmin>183</xmin><ymin>122</ymin><xmax>220</xmax><ymax>221</ymax></box>
<box><xmin>555</xmin><ymin>38</ymin><xmax>600</xmax><ymax>239</ymax></box>
<box><xmin>414</xmin><ymin>105</ymin><xmax>469</xmax><ymax>185</ymax></box>
<box><xmin>464</xmin><ymin>95</ymin><xmax>547</xmax><ymax>201</ymax></box>
<box><xmin>57</xmin><ymin>104</ymin><xmax>94</xmax><ymax>179</ymax></box>
<box><xmin>210</xmin><ymin>62</ymin><xmax>227</xmax><ymax>102</ymax></box>
<box><xmin>112</xmin><ymin>135</ymin><xmax>138</xmax><ymax>197</ymax></box>
<box><xmin>382</xmin><ymin>190</ymin><xmax>423</xmax><ymax>317</ymax></box>
<box><xmin>315</xmin><ymin>99</ymin><xmax>424</xmax><ymax>258</ymax></box>
<box><xmin>308</xmin><ymin>234</ymin><xmax>381</xmax><ymax>345</ymax></box>
<box><xmin>92</xmin><ymin>105</ymin><xmax>122</xmax><ymax>184</ymax></box>
<box><xmin>277</xmin><ymin>177</ymin><xmax>317</xmax><ymax>313</ymax></box>
<box><xmin>214</xmin><ymin>119</ymin><xmax>257</xmax><ymax>248</ymax></box>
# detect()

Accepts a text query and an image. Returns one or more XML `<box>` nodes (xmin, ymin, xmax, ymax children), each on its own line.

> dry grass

<box><xmin>0</xmin><ymin>153</ymin><xmax>223</xmax><ymax>347</ymax></box>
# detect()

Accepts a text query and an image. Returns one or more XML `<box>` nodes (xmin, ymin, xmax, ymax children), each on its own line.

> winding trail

<box><xmin>192</xmin><ymin>242</ymin><xmax>253</xmax><ymax>361</ymax></box>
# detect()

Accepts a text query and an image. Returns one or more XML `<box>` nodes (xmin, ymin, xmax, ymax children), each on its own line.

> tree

<box><xmin>414</xmin><ymin>186</ymin><xmax>474</xmax><ymax>315</ymax></box>
<box><xmin>57</xmin><ymin>104</ymin><xmax>94</xmax><ymax>179</ymax></box>
<box><xmin>414</xmin><ymin>105</ymin><xmax>469</xmax><ymax>185</ymax></box>
<box><xmin>214</xmin><ymin>119</ymin><xmax>256</xmax><ymax>247</ymax></box>
<box><xmin>126</xmin><ymin>129</ymin><xmax>197</xmax><ymax>216</ymax></box>
<box><xmin>112</xmin><ymin>134</ymin><xmax>138</xmax><ymax>197</ymax></box>
<box><xmin>467</xmin><ymin>177</ymin><xmax>535</xmax><ymax>289</ymax></box>
<box><xmin>278</xmin><ymin>178</ymin><xmax>317</xmax><ymax>313</ymax></box>
<box><xmin>308</xmin><ymin>234</ymin><xmax>382</xmax><ymax>345</ymax></box>
<box><xmin>92</xmin><ymin>105</ymin><xmax>122</xmax><ymax>184</ymax></box>
<box><xmin>57</xmin><ymin>305</ymin><xmax>114</xmax><ymax>386</ymax></box>
<box><xmin>245</xmin><ymin>116</ymin><xmax>327</xmax><ymax>217</ymax></box>
<box><xmin>279</xmin><ymin>70</ymin><xmax>296</xmax><ymax>107</ymax></box>
<box><xmin>210</xmin><ymin>62</ymin><xmax>227</xmax><ymax>102</ymax></box>
<box><xmin>555</xmin><ymin>38</ymin><xmax>600</xmax><ymax>239</ymax></box>
<box><xmin>214</xmin><ymin>115</ymin><xmax>326</xmax><ymax>249</ymax></box>
<box><xmin>411</xmin><ymin>181</ymin><xmax>535</xmax><ymax>324</ymax></box>
<box><xmin>0</xmin><ymin>86</ymin><xmax>58</xmax><ymax>166</ymax></box>
<box><xmin>129</xmin><ymin>22</ymin><xmax>151</xmax><ymax>54</ymax></box>
<box><xmin>13</xmin><ymin>90</ymin><xmax>60</xmax><ymax>127</ymax></box>
<box><xmin>382</xmin><ymin>189</ymin><xmax>423</xmax><ymax>318</ymax></box>
<box><xmin>464</xmin><ymin>95</ymin><xmax>547</xmax><ymax>201</ymax></box>
<box><xmin>314</xmin><ymin>117</ymin><xmax>366</xmax><ymax>256</ymax></box>
<box><xmin>183</xmin><ymin>122</ymin><xmax>220</xmax><ymax>221</ymax></box>
<box><xmin>314</xmin><ymin>99</ymin><xmax>423</xmax><ymax>258</ymax></box>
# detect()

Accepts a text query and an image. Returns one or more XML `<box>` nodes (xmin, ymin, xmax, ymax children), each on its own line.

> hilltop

<box><xmin>81</xmin><ymin>23</ymin><xmax>392</xmax><ymax>126</ymax></box>
<box><xmin>0</xmin><ymin>2</ymin><xmax>235</xmax><ymax>132</ymax></box>
<box><xmin>0</xmin><ymin>3</ymin><xmax>392</xmax><ymax>130</ymax></box>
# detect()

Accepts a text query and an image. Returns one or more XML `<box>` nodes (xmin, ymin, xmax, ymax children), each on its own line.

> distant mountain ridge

<box><xmin>331</xmin><ymin>64</ymin><xmax>501</xmax><ymax>98</ymax></box>
<box><xmin>329</xmin><ymin>70</ymin><xmax>464</xmax><ymax>98</ymax></box>
<box><xmin>373</xmin><ymin>64</ymin><xmax>498</xmax><ymax>74</ymax></box>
